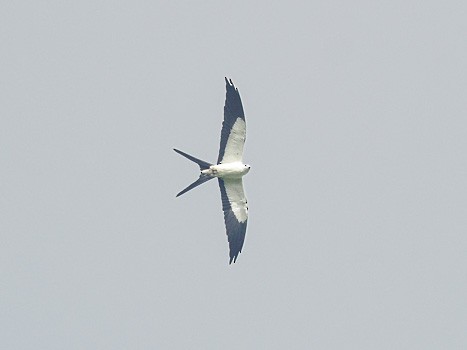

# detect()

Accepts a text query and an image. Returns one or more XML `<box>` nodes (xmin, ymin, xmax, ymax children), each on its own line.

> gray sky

<box><xmin>2</xmin><ymin>1</ymin><xmax>467</xmax><ymax>349</ymax></box>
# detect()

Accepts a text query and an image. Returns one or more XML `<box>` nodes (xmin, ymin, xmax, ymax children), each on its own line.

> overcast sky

<box><xmin>2</xmin><ymin>1</ymin><xmax>467</xmax><ymax>349</ymax></box>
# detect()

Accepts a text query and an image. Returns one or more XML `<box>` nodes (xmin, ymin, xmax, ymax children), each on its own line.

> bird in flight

<box><xmin>174</xmin><ymin>78</ymin><xmax>250</xmax><ymax>264</ymax></box>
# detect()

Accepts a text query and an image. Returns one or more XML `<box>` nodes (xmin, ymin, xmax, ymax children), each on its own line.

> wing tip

<box><xmin>229</xmin><ymin>253</ymin><xmax>240</xmax><ymax>264</ymax></box>
<box><xmin>225</xmin><ymin>77</ymin><xmax>235</xmax><ymax>88</ymax></box>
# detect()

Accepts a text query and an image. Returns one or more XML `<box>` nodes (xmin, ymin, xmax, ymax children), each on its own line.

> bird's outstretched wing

<box><xmin>217</xmin><ymin>78</ymin><xmax>246</xmax><ymax>164</ymax></box>
<box><xmin>218</xmin><ymin>178</ymin><xmax>248</xmax><ymax>264</ymax></box>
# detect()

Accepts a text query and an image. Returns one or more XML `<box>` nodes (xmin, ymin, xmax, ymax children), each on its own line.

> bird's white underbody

<box><xmin>202</xmin><ymin>162</ymin><xmax>251</xmax><ymax>179</ymax></box>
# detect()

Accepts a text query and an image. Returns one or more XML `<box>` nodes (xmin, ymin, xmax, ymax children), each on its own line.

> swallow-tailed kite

<box><xmin>174</xmin><ymin>78</ymin><xmax>250</xmax><ymax>264</ymax></box>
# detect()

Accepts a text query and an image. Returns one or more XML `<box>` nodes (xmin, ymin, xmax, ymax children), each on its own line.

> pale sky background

<box><xmin>1</xmin><ymin>1</ymin><xmax>467</xmax><ymax>349</ymax></box>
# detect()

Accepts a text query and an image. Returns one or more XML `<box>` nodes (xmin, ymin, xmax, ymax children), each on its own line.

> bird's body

<box><xmin>174</xmin><ymin>78</ymin><xmax>250</xmax><ymax>264</ymax></box>
<box><xmin>202</xmin><ymin>162</ymin><xmax>250</xmax><ymax>179</ymax></box>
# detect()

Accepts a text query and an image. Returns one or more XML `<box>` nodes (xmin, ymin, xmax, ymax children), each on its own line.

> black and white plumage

<box><xmin>174</xmin><ymin>78</ymin><xmax>250</xmax><ymax>264</ymax></box>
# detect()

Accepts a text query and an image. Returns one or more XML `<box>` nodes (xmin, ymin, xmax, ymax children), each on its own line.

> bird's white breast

<box><xmin>202</xmin><ymin>162</ymin><xmax>250</xmax><ymax>179</ymax></box>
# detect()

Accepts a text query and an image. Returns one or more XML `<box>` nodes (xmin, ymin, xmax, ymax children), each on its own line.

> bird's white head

<box><xmin>243</xmin><ymin>164</ymin><xmax>251</xmax><ymax>175</ymax></box>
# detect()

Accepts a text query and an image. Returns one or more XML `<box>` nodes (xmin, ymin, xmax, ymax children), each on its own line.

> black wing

<box><xmin>217</xmin><ymin>78</ymin><xmax>246</xmax><ymax>164</ymax></box>
<box><xmin>218</xmin><ymin>178</ymin><xmax>248</xmax><ymax>264</ymax></box>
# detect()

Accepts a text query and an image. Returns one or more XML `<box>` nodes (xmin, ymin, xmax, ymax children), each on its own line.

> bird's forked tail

<box><xmin>173</xmin><ymin>148</ymin><xmax>214</xmax><ymax>197</ymax></box>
